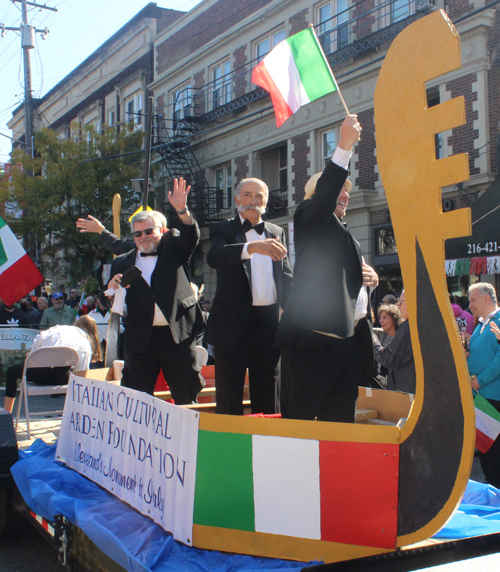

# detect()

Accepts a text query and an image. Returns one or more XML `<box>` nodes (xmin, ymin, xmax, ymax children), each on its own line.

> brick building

<box><xmin>150</xmin><ymin>0</ymin><xmax>500</xmax><ymax>301</ymax></box>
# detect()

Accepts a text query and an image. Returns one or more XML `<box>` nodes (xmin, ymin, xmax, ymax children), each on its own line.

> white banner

<box><xmin>56</xmin><ymin>375</ymin><xmax>199</xmax><ymax>545</ymax></box>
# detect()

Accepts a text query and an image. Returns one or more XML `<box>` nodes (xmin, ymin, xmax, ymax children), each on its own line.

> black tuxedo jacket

<box><xmin>205</xmin><ymin>216</ymin><xmax>293</xmax><ymax>352</ymax></box>
<box><xmin>278</xmin><ymin>161</ymin><xmax>375</xmax><ymax>376</ymax></box>
<box><xmin>109</xmin><ymin>222</ymin><xmax>202</xmax><ymax>354</ymax></box>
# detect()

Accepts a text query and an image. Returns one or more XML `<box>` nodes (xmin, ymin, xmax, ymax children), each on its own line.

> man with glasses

<box><xmin>39</xmin><ymin>292</ymin><xmax>77</xmax><ymax>329</ymax></box>
<box><xmin>107</xmin><ymin>178</ymin><xmax>203</xmax><ymax>401</ymax></box>
<box><xmin>373</xmin><ymin>291</ymin><xmax>416</xmax><ymax>393</ymax></box>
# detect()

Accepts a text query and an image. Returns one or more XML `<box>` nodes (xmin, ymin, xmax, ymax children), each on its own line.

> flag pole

<box><xmin>309</xmin><ymin>23</ymin><xmax>350</xmax><ymax>115</ymax></box>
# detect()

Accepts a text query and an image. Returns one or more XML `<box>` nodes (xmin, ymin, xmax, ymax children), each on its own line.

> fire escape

<box><xmin>152</xmin><ymin>0</ymin><xmax>436</xmax><ymax>227</ymax></box>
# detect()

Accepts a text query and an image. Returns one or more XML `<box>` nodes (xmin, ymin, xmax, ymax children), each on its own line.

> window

<box><xmin>322</xmin><ymin>129</ymin><xmax>336</xmax><ymax>167</ymax></box>
<box><xmin>171</xmin><ymin>82</ymin><xmax>192</xmax><ymax>125</ymax></box>
<box><xmin>210</xmin><ymin>59</ymin><xmax>232</xmax><ymax>110</ymax></box>
<box><xmin>125</xmin><ymin>93</ymin><xmax>144</xmax><ymax>126</ymax></box>
<box><xmin>392</xmin><ymin>0</ymin><xmax>413</xmax><ymax>23</ymax></box>
<box><xmin>279</xmin><ymin>145</ymin><xmax>287</xmax><ymax>190</ymax></box>
<box><xmin>317</xmin><ymin>1</ymin><xmax>349</xmax><ymax>54</ymax></box>
<box><xmin>255</xmin><ymin>28</ymin><xmax>286</xmax><ymax>63</ymax></box>
<box><xmin>214</xmin><ymin>163</ymin><xmax>232</xmax><ymax>210</ymax></box>
<box><xmin>108</xmin><ymin>108</ymin><xmax>116</xmax><ymax>126</ymax></box>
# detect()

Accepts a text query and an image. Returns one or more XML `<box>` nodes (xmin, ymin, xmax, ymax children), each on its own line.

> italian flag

<box><xmin>252</xmin><ymin>27</ymin><xmax>338</xmax><ymax>128</ymax></box>
<box><xmin>194</xmin><ymin>430</ymin><xmax>399</xmax><ymax>549</ymax></box>
<box><xmin>475</xmin><ymin>392</ymin><xmax>500</xmax><ymax>453</ymax></box>
<box><xmin>0</xmin><ymin>217</ymin><xmax>43</xmax><ymax>306</ymax></box>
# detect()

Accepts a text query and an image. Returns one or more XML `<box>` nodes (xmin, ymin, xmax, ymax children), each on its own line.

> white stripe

<box><xmin>47</xmin><ymin>523</ymin><xmax>55</xmax><ymax>536</ymax></box>
<box><xmin>476</xmin><ymin>408</ymin><xmax>500</xmax><ymax>441</ymax></box>
<box><xmin>262</xmin><ymin>41</ymin><xmax>310</xmax><ymax>113</ymax></box>
<box><xmin>0</xmin><ymin>225</ymin><xmax>27</xmax><ymax>272</ymax></box>
<box><xmin>252</xmin><ymin>435</ymin><xmax>321</xmax><ymax>539</ymax></box>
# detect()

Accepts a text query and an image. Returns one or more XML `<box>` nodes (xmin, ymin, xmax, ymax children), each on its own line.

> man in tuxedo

<box><xmin>278</xmin><ymin>114</ymin><xmax>378</xmax><ymax>423</ymax></box>
<box><xmin>107</xmin><ymin>178</ymin><xmax>203</xmax><ymax>401</ymax></box>
<box><xmin>205</xmin><ymin>178</ymin><xmax>293</xmax><ymax>415</ymax></box>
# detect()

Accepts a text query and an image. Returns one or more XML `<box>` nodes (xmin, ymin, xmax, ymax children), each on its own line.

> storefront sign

<box><xmin>56</xmin><ymin>375</ymin><xmax>199</xmax><ymax>545</ymax></box>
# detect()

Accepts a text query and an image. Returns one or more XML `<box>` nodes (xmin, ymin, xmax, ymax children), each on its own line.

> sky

<box><xmin>0</xmin><ymin>0</ymin><xmax>204</xmax><ymax>163</ymax></box>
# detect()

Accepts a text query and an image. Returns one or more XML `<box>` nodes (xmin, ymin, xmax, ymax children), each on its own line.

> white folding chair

<box><xmin>14</xmin><ymin>346</ymin><xmax>80</xmax><ymax>439</ymax></box>
<box><xmin>195</xmin><ymin>346</ymin><xmax>209</xmax><ymax>367</ymax></box>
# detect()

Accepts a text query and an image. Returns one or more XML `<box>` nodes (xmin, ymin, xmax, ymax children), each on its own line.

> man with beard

<box><xmin>107</xmin><ymin>178</ymin><xmax>203</xmax><ymax>401</ymax></box>
<box><xmin>205</xmin><ymin>178</ymin><xmax>292</xmax><ymax>415</ymax></box>
<box><xmin>0</xmin><ymin>297</ymin><xmax>29</xmax><ymax>326</ymax></box>
<box><xmin>39</xmin><ymin>292</ymin><xmax>77</xmax><ymax>329</ymax></box>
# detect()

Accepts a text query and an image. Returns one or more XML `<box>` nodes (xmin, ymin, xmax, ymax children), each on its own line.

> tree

<box><xmin>0</xmin><ymin>123</ymin><xmax>148</xmax><ymax>285</ymax></box>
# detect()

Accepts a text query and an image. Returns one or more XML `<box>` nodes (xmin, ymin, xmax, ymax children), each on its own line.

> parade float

<box><xmin>2</xmin><ymin>9</ymin><xmax>500</xmax><ymax>572</ymax></box>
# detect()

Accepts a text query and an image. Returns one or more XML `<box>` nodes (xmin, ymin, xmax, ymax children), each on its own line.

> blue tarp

<box><xmin>11</xmin><ymin>441</ymin><xmax>500</xmax><ymax>571</ymax></box>
<box><xmin>11</xmin><ymin>440</ymin><xmax>317</xmax><ymax>572</ymax></box>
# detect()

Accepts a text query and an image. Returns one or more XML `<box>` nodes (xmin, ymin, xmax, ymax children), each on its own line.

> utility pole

<box><xmin>1</xmin><ymin>0</ymin><xmax>57</xmax><ymax>156</ymax></box>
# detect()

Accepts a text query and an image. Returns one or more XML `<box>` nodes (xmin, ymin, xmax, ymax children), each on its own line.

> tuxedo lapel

<box><xmin>232</xmin><ymin>217</ymin><xmax>252</xmax><ymax>289</ymax></box>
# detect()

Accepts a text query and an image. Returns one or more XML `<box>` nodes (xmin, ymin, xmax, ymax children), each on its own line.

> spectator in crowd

<box><xmin>373</xmin><ymin>291</ymin><xmax>416</xmax><ymax>394</ymax></box>
<box><xmin>0</xmin><ymin>297</ymin><xmax>29</xmax><ymax>326</ymax></box>
<box><xmin>467</xmin><ymin>282</ymin><xmax>500</xmax><ymax>488</ymax></box>
<box><xmin>80</xmin><ymin>295</ymin><xmax>96</xmax><ymax>315</ymax></box>
<box><xmin>373</xmin><ymin>303</ymin><xmax>404</xmax><ymax>387</ymax></box>
<box><xmin>2</xmin><ymin>315</ymin><xmax>102</xmax><ymax>414</ymax></box>
<box><xmin>37</xmin><ymin>296</ymin><xmax>49</xmax><ymax>314</ymax></box>
<box><xmin>450</xmin><ymin>293</ymin><xmax>474</xmax><ymax>335</ymax></box>
<box><xmin>20</xmin><ymin>296</ymin><xmax>42</xmax><ymax>326</ymax></box>
<box><xmin>39</xmin><ymin>292</ymin><xmax>77</xmax><ymax>329</ymax></box>
<box><xmin>381</xmin><ymin>294</ymin><xmax>398</xmax><ymax>305</ymax></box>
<box><xmin>67</xmin><ymin>288</ymin><xmax>81</xmax><ymax>309</ymax></box>
<box><xmin>460</xmin><ymin>295</ymin><xmax>473</xmax><ymax>314</ymax></box>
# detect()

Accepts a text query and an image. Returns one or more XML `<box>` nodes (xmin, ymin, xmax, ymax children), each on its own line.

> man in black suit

<box><xmin>278</xmin><ymin>114</ymin><xmax>378</xmax><ymax>423</ymax></box>
<box><xmin>205</xmin><ymin>178</ymin><xmax>293</xmax><ymax>415</ymax></box>
<box><xmin>107</xmin><ymin>178</ymin><xmax>203</xmax><ymax>401</ymax></box>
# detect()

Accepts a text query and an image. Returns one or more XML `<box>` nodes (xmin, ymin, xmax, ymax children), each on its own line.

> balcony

<box><xmin>265</xmin><ymin>187</ymin><xmax>288</xmax><ymax>220</ymax></box>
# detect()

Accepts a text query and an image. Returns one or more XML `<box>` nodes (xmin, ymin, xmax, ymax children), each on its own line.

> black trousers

<box><xmin>5</xmin><ymin>363</ymin><xmax>70</xmax><ymax>398</ymax></box>
<box><xmin>479</xmin><ymin>398</ymin><xmax>500</xmax><ymax>488</ymax></box>
<box><xmin>122</xmin><ymin>326</ymin><xmax>202</xmax><ymax>404</ymax></box>
<box><xmin>280</xmin><ymin>327</ymin><xmax>361</xmax><ymax>423</ymax></box>
<box><xmin>215</xmin><ymin>304</ymin><xmax>280</xmax><ymax>415</ymax></box>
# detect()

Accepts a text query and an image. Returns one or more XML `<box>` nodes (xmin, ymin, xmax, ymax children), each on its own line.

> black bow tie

<box><xmin>242</xmin><ymin>219</ymin><xmax>265</xmax><ymax>235</ymax></box>
<box><xmin>140</xmin><ymin>251</ymin><xmax>158</xmax><ymax>257</ymax></box>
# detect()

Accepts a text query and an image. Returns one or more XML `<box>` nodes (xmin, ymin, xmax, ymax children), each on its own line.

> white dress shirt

<box><xmin>135</xmin><ymin>250</ymin><xmax>169</xmax><ymax>326</ymax></box>
<box><xmin>239</xmin><ymin>214</ymin><xmax>277</xmax><ymax>306</ymax></box>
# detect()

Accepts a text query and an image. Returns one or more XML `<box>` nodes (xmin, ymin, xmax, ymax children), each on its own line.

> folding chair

<box><xmin>14</xmin><ymin>346</ymin><xmax>80</xmax><ymax>439</ymax></box>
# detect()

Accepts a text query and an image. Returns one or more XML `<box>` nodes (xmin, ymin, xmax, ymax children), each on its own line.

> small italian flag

<box><xmin>475</xmin><ymin>392</ymin><xmax>500</xmax><ymax>453</ymax></box>
<box><xmin>252</xmin><ymin>27</ymin><xmax>338</xmax><ymax>128</ymax></box>
<box><xmin>0</xmin><ymin>217</ymin><xmax>43</xmax><ymax>306</ymax></box>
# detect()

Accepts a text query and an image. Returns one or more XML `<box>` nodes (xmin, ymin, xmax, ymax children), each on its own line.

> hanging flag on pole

<box><xmin>0</xmin><ymin>217</ymin><xmax>43</xmax><ymax>306</ymax></box>
<box><xmin>252</xmin><ymin>26</ymin><xmax>347</xmax><ymax>128</ymax></box>
<box><xmin>474</xmin><ymin>392</ymin><xmax>500</xmax><ymax>453</ymax></box>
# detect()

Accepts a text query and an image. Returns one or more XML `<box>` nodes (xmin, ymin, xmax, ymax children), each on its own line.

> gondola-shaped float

<box><xmin>57</xmin><ymin>10</ymin><xmax>475</xmax><ymax>565</ymax></box>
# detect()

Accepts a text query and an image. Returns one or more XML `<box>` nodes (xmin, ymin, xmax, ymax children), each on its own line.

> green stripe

<box><xmin>194</xmin><ymin>430</ymin><xmax>255</xmax><ymax>531</ymax></box>
<box><xmin>0</xmin><ymin>217</ymin><xmax>6</xmax><ymax>230</ymax></box>
<box><xmin>286</xmin><ymin>28</ymin><xmax>337</xmax><ymax>102</ymax></box>
<box><xmin>476</xmin><ymin>392</ymin><xmax>500</xmax><ymax>422</ymax></box>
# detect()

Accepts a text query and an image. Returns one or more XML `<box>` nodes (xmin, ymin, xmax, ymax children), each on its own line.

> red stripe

<box><xmin>252</xmin><ymin>62</ymin><xmax>294</xmax><ymax>128</ymax></box>
<box><xmin>476</xmin><ymin>429</ymin><xmax>495</xmax><ymax>454</ymax></box>
<box><xmin>0</xmin><ymin>254</ymin><xmax>43</xmax><ymax>306</ymax></box>
<box><xmin>319</xmin><ymin>441</ymin><xmax>399</xmax><ymax>549</ymax></box>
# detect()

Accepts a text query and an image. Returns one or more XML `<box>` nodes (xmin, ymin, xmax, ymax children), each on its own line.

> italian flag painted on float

<box><xmin>252</xmin><ymin>27</ymin><xmax>338</xmax><ymax>128</ymax></box>
<box><xmin>475</xmin><ymin>392</ymin><xmax>500</xmax><ymax>453</ymax></box>
<box><xmin>194</xmin><ymin>431</ymin><xmax>399</xmax><ymax>549</ymax></box>
<box><xmin>0</xmin><ymin>217</ymin><xmax>43</xmax><ymax>306</ymax></box>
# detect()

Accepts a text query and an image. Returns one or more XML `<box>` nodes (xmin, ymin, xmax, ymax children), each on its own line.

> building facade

<box><xmin>150</xmin><ymin>0</ymin><xmax>500</xmax><ymax>302</ymax></box>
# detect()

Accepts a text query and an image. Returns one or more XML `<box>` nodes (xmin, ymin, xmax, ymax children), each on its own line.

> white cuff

<box><xmin>241</xmin><ymin>243</ymin><xmax>252</xmax><ymax>260</ymax></box>
<box><xmin>331</xmin><ymin>146</ymin><xmax>352</xmax><ymax>170</ymax></box>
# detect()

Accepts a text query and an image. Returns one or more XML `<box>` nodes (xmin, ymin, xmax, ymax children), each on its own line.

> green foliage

<box><xmin>0</xmin><ymin>123</ymin><xmax>147</xmax><ymax>282</ymax></box>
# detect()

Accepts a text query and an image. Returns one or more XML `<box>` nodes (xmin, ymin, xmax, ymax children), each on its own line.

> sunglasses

<box><xmin>131</xmin><ymin>227</ymin><xmax>159</xmax><ymax>238</ymax></box>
